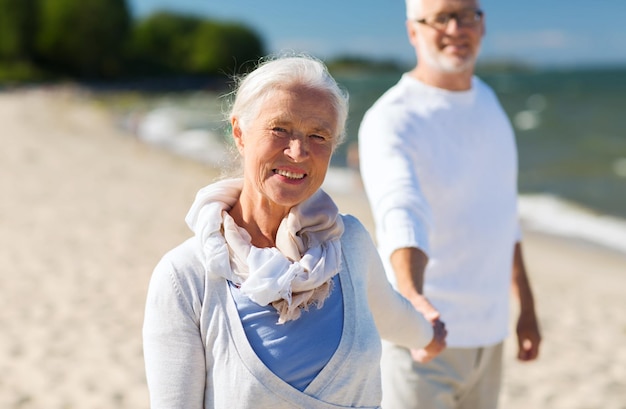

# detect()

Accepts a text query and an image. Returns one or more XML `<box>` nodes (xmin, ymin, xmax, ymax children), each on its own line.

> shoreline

<box><xmin>2</xmin><ymin>88</ymin><xmax>625</xmax><ymax>409</ymax></box>
<box><xmin>115</xmin><ymin>94</ymin><xmax>626</xmax><ymax>255</ymax></box>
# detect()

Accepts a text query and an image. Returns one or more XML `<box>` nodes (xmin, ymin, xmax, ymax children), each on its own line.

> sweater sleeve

<box><xmin>342</xmin><ymin>215</ymin><xmax>434</xmax><ymax>349</ymax></box>
<box><xmin>143</xmin><ymin>253</ymin><xmax>206</xmax><ymax>409</ymax></box>
<box><xmin>365</xmin><ymin>235</ymin><xmax>434</xmax><ymax>349</ymax></box>
<box><xmin>358</xmin><ymin>104</ymin><xmax>432</xmax><ymax>262</ymax></box>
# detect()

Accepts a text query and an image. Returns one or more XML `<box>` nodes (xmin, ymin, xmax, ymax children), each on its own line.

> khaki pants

<box><xmin>381</xmin><ymin>341</ymin><xmax>503</xmax><ymax>409</ymax></box>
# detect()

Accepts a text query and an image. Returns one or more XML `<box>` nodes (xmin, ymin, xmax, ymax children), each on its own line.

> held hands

<box><xmin>411</xmin><ymin>318</ymin><xmax>447</xmax><ymax>363</ymax></box>
<box><xmin>409</xmin><ymin>295</ymin><xmax>447</xmax><ymax>363</ymax></box>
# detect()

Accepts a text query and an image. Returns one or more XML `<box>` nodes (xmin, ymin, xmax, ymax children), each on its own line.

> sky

<box><xmin>127</xmin><ymin>0</ymin><xmax>626</xmax><ymax>69</ymax></box>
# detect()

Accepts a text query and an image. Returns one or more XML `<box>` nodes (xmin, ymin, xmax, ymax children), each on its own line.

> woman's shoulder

<box><xmin>151</xmin><ymin>237</ymin><xmax>207</xmax><ymax>294</ymax></box>
<box><xmin>339</xmin><ymin>214</ymin><xmax>375</xmax><ymax>250</ymax></box>
<box><xmin>157</xmin><ymin>236</ymin><xmax>202</xmax><ymax>269</ymax></box>
<box><xmin>339</xmin><ymin>213</ymin><xmax>366</xmax><ymax>234</ymax></box>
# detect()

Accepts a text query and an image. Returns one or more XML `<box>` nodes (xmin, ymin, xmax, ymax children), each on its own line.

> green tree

<box><xmin>190</xmin><ymin>21</ymin><xmax>263</xmax><ymax>75</ymax></box>
<box><xmin>130</xmin><ymin>12</ymin><xmax>202</xmax><ymax>74</ymax></box>
<box><xmin>130</xmin><ymin>11</ymin><xmax>264</xmax><ymax>76</ymax></box>
<box><xmin>35</xmin><ymin>0</ymin><xmax>131</xmax><ymax>77</ymax></box>
<box><xmin>0</xmin><ymin>0</ymin><xmax>37</xmax><ymax>60</ymax></box>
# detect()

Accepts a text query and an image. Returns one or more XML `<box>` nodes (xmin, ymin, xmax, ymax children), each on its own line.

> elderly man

<box><xmin>358</xmin><ymin>1</ymin><xmax>541</xmax><ymax>408</ymax></box>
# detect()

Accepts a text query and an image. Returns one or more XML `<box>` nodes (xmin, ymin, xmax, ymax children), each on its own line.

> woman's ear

<box><xmin>231</xmin><ymin>117</ymin><xmax>245</xmax><ymax>154</ymax></box>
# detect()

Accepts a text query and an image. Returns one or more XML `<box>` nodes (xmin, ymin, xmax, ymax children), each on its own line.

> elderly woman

<box><xmin>143</xmin><ymin>55</ymin><xmax>446</xmax><ymax>409</ymax></box>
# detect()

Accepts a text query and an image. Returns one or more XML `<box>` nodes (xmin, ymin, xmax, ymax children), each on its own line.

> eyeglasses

<box><xmin>415</xmin><ymin>9</ymin><xmax>483</xmax><ymax>30</ymax></box>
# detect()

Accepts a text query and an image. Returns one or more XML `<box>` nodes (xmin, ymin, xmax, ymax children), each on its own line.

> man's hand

<box><xmin>511</xmin><ymin>243</ymin><xmax>541</xmax><ymax>362</ymax></box>
<box><xmin>516</xmin><ymin>309</ymin><xmax>541</xmax><ymax>361</ymax></box>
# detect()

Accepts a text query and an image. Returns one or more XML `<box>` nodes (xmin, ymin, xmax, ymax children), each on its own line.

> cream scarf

<box><xmin>185</xmin><ymin>178</ymin><xmax>344</xmax><ymax>323</ymax></box>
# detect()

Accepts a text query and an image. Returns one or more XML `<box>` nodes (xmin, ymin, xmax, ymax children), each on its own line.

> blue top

<box><xmin>229</xmin><ymin>274</ymin><xmax>344</xmax><ymax>391</ymax></box>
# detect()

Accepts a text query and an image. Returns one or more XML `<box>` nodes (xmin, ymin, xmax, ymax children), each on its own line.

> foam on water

<box><xmin>323</xmin><ymin>170</ymin><xmax>626</xmax><ymax>254</ymax></box>
<box><xmin>519</xmin><ymin>194</ymin><xmax>626</xmax><ymax>254</ymax></box>
<box><xmin>136</xmin><ymin>106</ymin><xmax>232</xmax><ymax>167</ymax></box>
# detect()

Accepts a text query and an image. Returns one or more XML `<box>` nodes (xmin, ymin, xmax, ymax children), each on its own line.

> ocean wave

<box><xmin>133</xmin><ymin>106</ymin><xmax>233</xmax><ymax>167</ymax></box>
<box><xmin>323</xmin><ymin>172</ymin><xmax>626</xmax><ymax>255</ymax></box>
<box><xmin>519</xmin><ymin>194</ymin><xmax>626</xmax><ymax>254</ymax></box>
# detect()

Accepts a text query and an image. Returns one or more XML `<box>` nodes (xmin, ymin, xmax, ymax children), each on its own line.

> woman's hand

<box><xmin>410</xmin><ymin>317</ymin><xmax>447</xmax><ymax>363</ymax></box>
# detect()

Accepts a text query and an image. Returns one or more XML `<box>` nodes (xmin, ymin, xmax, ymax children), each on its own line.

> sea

<box><xmin>104</xmin><ymin>66</ymin><xmax>626</xmax><ymax>254</ymax></box>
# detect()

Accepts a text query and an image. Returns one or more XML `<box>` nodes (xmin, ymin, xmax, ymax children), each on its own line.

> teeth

<box><xmin>275</xmin><ymin>169</ymin><xmax>305</xmax><ymax>179</ymax></box>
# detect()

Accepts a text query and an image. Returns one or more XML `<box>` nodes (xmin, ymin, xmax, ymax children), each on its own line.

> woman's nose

<box><xmin>285</xmin><ymin>135</ymin><xmax>309</xmax><ymax>162</ymax></box>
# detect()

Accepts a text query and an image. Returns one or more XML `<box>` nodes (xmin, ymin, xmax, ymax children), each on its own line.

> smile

<box><xmin>274</xmin><ymin>169</ymin><xmax>306</xmax><ymax>179</ymax></box>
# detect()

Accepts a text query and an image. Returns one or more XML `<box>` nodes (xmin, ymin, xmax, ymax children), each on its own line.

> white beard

<box><xmin>418</xmin><ymin>35</ymin><xmax>481</xmax><ymax>73</ymax></box>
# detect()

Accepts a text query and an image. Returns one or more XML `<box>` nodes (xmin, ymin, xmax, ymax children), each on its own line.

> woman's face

<box><xmin>232</xmin><ymin>84</ymin><xmax>338</xmax><ymax>215</ymax></box>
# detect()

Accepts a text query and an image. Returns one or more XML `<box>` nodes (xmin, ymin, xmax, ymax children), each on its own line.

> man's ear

<box><xmin>231</xmin><ymin>117</ymin><xmax>245</xmax><ymax>154</ymax></box>
<box><xmin>480</xmin><ymin>12</ymin><xmax>486</xmax><ymax>38</ymax></box>
<box><xmin>406</xmin><ymin>19</ymin><xmax>419</xmax><ymax>48</ymax></box>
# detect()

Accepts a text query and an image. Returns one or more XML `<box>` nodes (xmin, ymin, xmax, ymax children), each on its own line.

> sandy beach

<box><xmin>1</xmin><ymin>88</ymin><xmax>625</xmax><ymax>409</ymax></box>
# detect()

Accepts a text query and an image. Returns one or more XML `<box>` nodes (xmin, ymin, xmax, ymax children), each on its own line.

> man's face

<box><xmin>409</xmin><ymin>0</ymin><xmax>485</xmax><ymax>73</ymax></box>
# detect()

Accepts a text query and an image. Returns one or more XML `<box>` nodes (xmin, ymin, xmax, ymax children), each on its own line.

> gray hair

<box><xmin>405</xmin><ymin>0</ymin><xmax>422</xmax><ymax>19</ymax></box>
<box><xmin>228</xmin><ymin>54</ymin><xmax>349</xmax><ymax>147</ymax></box>
<box><xmin>406</xmin><ymin>0</ymin><xmax>483</xmax><ymax>19</ymax></box>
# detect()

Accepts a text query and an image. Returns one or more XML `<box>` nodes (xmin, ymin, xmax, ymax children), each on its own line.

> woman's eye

<box><xmin>272</xmin><ymin>127</ymin><xmax>288</xmax><ymax>135</ymax></box>
<box><xmin>310</xmin><ymin>134</ymin><xmax>326</xmax><ymax>141</ymax></box>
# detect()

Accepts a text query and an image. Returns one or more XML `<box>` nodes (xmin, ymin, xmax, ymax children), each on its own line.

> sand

<box><xmin>1</xmin><ymin>88</ymin><xmax>625</xmax><ymax>409</ymax></box>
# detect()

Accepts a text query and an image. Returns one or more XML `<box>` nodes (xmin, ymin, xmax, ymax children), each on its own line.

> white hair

<box><xmin>405</xmin><ymin>0</ymin><xmax>423</xmax><ymax>19</ymax></box>
<box><xmin>228</xmin><ymin>53</ymin><xmax>349</xmax><ymax>147</ymax></box>
<box><xmin>406</xmin><ymin>0</ymin><xmax>483</xmax><ymax>20</ymax></box>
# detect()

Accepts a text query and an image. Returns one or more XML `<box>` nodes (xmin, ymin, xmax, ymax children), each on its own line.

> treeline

<box><xmin>326</xmin><ymin>56</ymin><xmax>408</xmax><ymax>73</ymax></box>
<box><xmin>0</xmin><ymin>0</ymin><xmax>265</xmax><ymax>82</ymax></box>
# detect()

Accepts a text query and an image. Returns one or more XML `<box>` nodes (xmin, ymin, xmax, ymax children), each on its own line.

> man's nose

<box><xmin>444</xmin><ymin>16</ymin><xmax>461</xmax><ymax>33</ymax></box>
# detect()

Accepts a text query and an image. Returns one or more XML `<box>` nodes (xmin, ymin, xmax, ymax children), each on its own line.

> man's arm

<box><xmin>390</xmin><ymin>247</ymin><xmax>446</xmax><ymax>362</ymax></box>
<box><xmin>511</xmin><ymin>242</ymin><xmax>541</xmax><ymax>361</ymax></box>
<box><xmin>390</xmin><ymin>247</ymin><xmax>436</xmax><ymax>317</ymax></box>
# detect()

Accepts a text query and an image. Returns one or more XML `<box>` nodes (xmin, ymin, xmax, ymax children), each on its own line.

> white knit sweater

<box><xmin>143</xmin><ymin>214</ymin><xmax>433</xmax><ymax>409</ymax></box>
<box><xmin>359</xmin><ymin>74</ymin><xmax>520</xmax><ymax>347</ymax></box>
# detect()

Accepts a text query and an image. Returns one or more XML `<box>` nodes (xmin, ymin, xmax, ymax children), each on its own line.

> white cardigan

<box><xmin>143</xmin><ymin>214</ymin><xmax>433</xmax><ymax>409</ymax></box>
